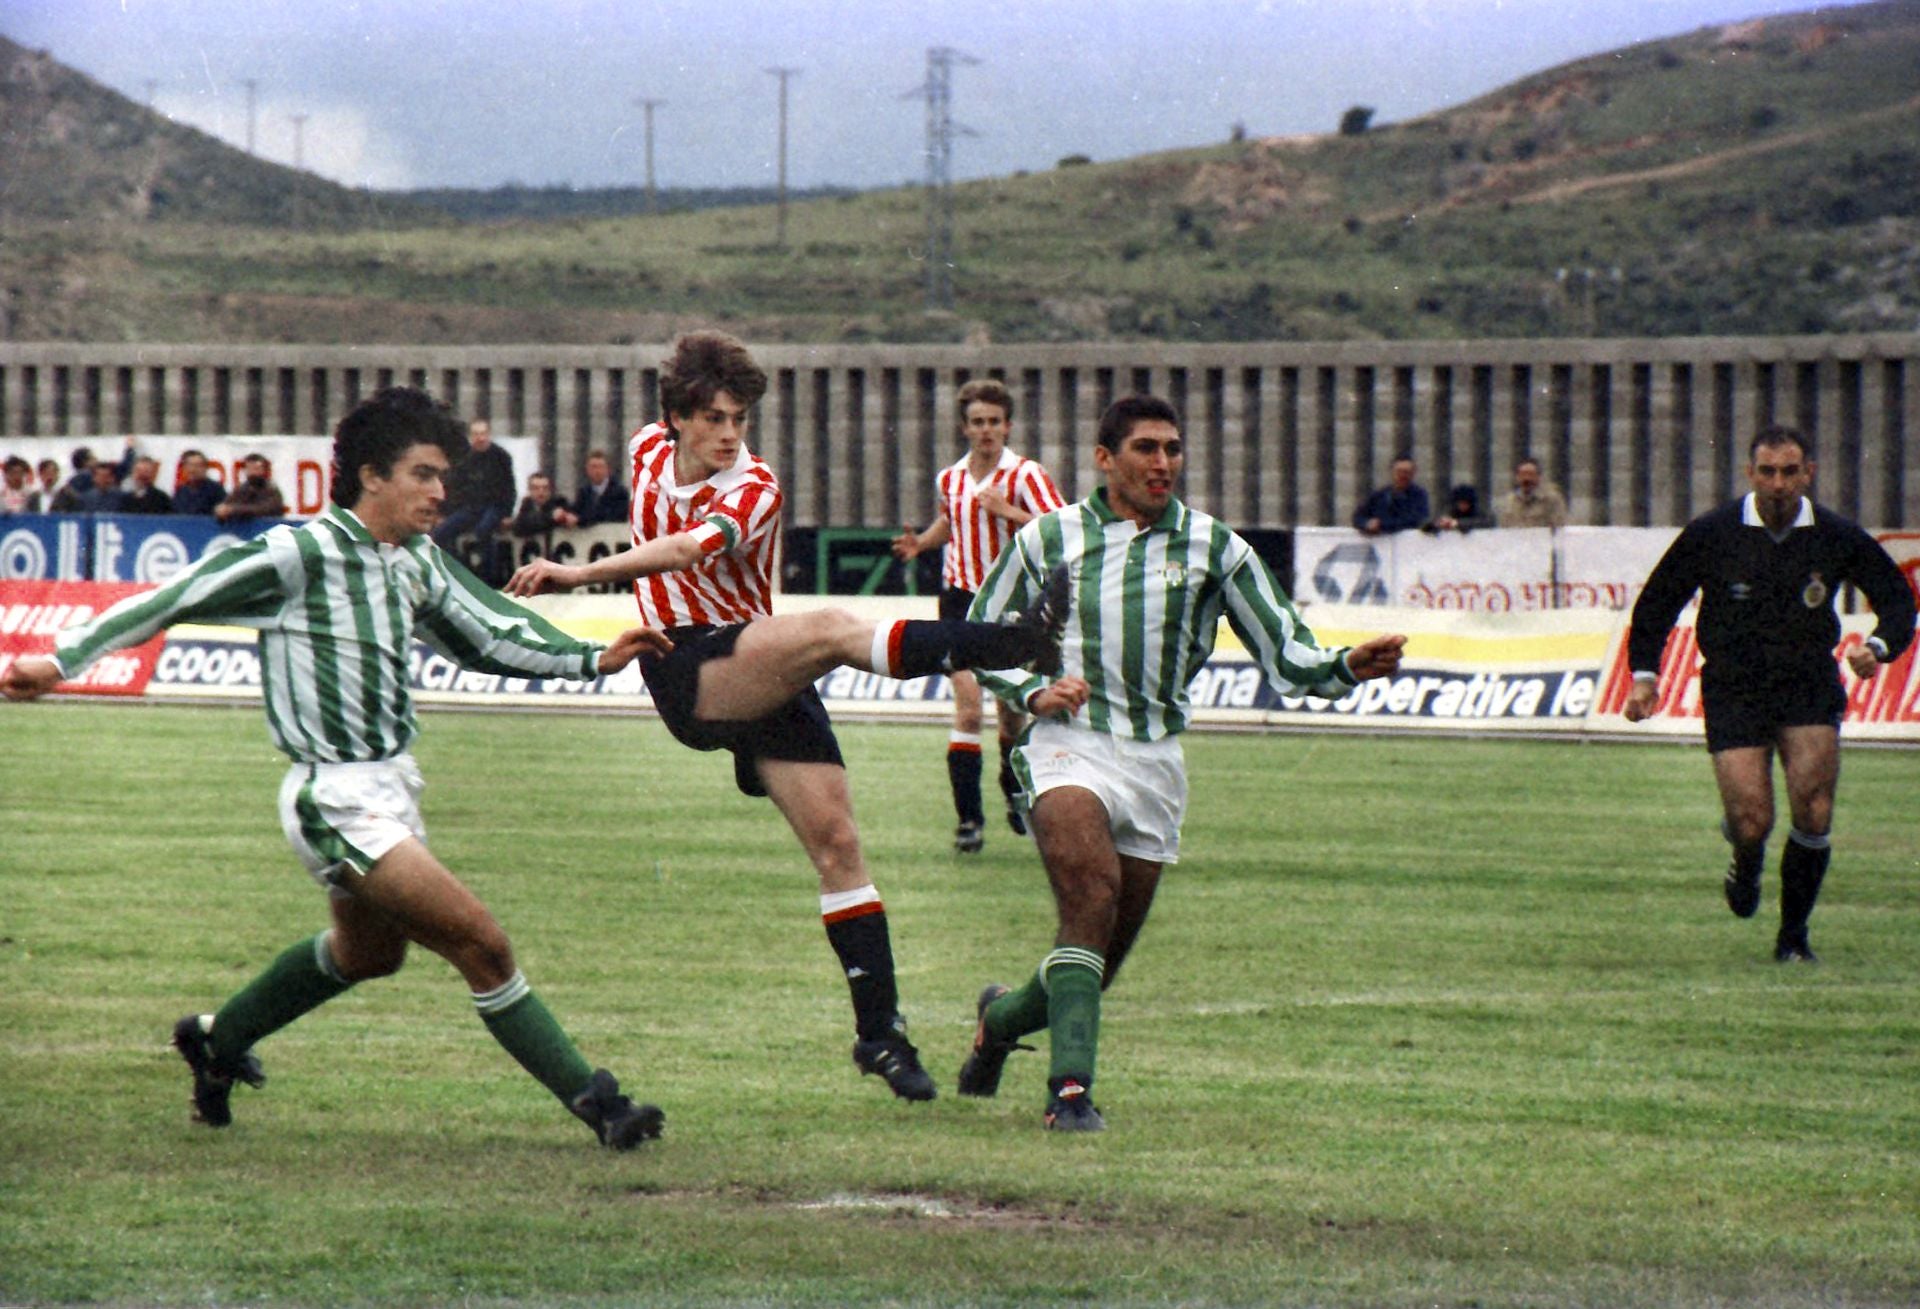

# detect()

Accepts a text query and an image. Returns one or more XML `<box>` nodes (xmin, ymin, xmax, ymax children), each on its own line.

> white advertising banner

<box><xmin>1556</xmin><ymin>527</ymin><xmax>1681</xmax><ymax>613</ymax></box>
<box><xmin>7</xmin><ymin>434</ymin><xmax>540</xmax><ymax>518</ymax></box>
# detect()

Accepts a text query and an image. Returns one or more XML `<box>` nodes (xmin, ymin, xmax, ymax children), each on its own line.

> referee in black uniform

<box><xmin>1624</xmin><ymin>425</ymin><xmax>1915</xmax><ymax>962</ymax></box>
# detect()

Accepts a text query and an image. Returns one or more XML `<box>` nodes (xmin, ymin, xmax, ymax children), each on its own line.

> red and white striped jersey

<box><xmin>936</xmin><ymin>448</ymin><xmax>1064</xmax><ymax>591</ymax></box>
<box><xmin>626</xmin><ymin>421</ymin><xmax>783</xmax><ymax>626</ymax></box>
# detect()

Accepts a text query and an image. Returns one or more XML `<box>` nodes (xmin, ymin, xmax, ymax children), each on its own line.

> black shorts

<box><xmin>939</xmin><ymin>586</ymin><xmax>977</xmax><ymax>623</ymax></box>
<box><xmin>1700</xmin><ymin>662</ymin><xmax>1846</xmax><ymax>753</ymax></box>
<box><xmin>640</xmin><ymin>623</ymin><xmax>845</xmax><ymax>797</ymax></box>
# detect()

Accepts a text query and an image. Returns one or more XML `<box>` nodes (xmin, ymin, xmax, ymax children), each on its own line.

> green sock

<box><xmin>1042</xmin><ymin>947</ymin><xmax>1105</xmax><ymax>1089</ymax></box>
<box><xmin>985</xmin><ymin>969</ymin><xmax>1052</xmax><ymax>1042</ymax></box>
<box><xmin>474</xmin><ymin>972</ymin><xmax>595</xmax><ymax>1104</ymax></box>
<box><xmin>209</xmin><ymin>932</ymin><xmax>353</xmax><ymax>1065</ymax></box>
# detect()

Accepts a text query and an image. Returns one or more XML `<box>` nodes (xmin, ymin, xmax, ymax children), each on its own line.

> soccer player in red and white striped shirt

<box><xmin>893</xmin><ymin>379</ymin><xmax>1065</xmax><ymax>854</ymax></box>
<box><xmin>506</xmin><ymin>333</ymin><xmax>1068</xmax><ymax>1103</ymax></box>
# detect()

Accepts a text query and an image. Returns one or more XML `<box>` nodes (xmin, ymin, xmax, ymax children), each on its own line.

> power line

<box><xmin>764</xmin><ymin>67</ymin><xmax>800</xmax><ymax>247</ymax></box>
<box><xmin>903</xmin><ymin>47</ymin><xmax>979</xmax><ymax>312</ymax></box>
<box><xmin>632</xmin><ymin>98</ymin><xmax>665</xmax><ymax>213</ymax></box>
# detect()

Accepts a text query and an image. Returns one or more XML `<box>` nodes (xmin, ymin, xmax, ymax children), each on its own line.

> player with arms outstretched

<box><xmin>893</xmin><ymin>378</ymin><xmax>1066</xmax><ymax>853</ymax></box>
<box><xmin>506</xmin><ymin>331</ymin><xmax>1066</xmax><ymax>1102</ymax></box>
<box><xmin>2</xmin><ymin>387</ymin><xmax>670</xmax><ymax>1149</ymax></box>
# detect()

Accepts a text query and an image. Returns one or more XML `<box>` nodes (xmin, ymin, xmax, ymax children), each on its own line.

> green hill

<box><xmin>2</xmin><ymin>1</ymin><xmax>1916</xmax><ymax>343</ymax></box>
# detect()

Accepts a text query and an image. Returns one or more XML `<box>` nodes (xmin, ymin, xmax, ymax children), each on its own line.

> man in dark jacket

<box><xmin>1624</xmin><ymin>425</ymin><xmax>1915</xmax><ymax>963</ymax></box>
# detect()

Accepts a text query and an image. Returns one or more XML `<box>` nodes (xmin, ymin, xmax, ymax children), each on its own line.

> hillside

<box><xmin>2</xmin><ymin>1</ymin><xmax>1917</xmax><ymax>343</ymax></box>
<box><xmin>0</xmin><ymin>36</ymin><xmax>438</xmax><ymax>230</ymax></box>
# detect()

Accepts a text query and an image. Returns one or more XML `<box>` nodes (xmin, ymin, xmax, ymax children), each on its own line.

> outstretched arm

<box><xmin>891</xmin><ymin>514</ymin><xmax>950</xmax><ymax>560</ymax></box>
<box><xmin>596</xmin><ymin>626</ymin><xmax>675</xmax><ymax>673</ymax></box>
<box><xmin>505</xmin><ymin>533</ymin><xmax>705</xmax><ymax>597</ymax></box>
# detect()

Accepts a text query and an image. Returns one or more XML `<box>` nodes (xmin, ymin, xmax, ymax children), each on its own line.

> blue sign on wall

<box><xmin>0</xmin><ymin>514</ymin><xmax>285</xmax><ymax>583</ymax></box>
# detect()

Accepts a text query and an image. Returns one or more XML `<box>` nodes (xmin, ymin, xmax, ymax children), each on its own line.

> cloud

<box><xmin>153</xmin><ymin>91</ymin><xmax>416</xmax><ymax>189</ymax></box>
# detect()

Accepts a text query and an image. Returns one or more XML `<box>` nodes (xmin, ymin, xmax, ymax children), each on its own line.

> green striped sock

<box><xmin>984</xmin><ymin>969</ymin><xmax>1052</xmax><ymax>1042</ymax></box>
<box><xmin>474</xmin><ymin>972</ymin><xmax>596</xmax><ymax>1104</ymax></box>
<box><xmin>1042</xmin><ymin>946</ymin><xmax>1105</xmax><ymax>1089</ymax></box>
<box><xmin>209</xmin><ymin>932</ymin><xmax>353</xmax><ymax>1066</ymax></box>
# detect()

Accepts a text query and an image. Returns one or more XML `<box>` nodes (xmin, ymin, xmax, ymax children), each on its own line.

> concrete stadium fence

<box><xmin>3</xmin><ymin>334</ymin><xmax>1916</xmax><ymax>530</ymax></box>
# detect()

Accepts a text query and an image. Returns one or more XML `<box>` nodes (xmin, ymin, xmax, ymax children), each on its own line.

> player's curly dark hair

<box><xmin>658</xmin><ymin>331</ymin><xmax>768</xmax><ymax>432</ymax></box>
<box><xmin>1095</xmin><ymin>394</ymin><xmax>1181</xmax><ymax>451</ymax></box>
<box><xmin>331</xmin><ymin>386</ymin><xmax>467</xmax><ymax>508</ymax></box>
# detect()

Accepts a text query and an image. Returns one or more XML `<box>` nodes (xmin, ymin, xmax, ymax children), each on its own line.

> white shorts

<box><xmin>278</xmin><ymin>755</ymin><xmax>427</xmax><ymax>891</ymax></box>
<box><xmin>1012</xmin><ymin>719</ymin><xmax>1187</xmax><ymax>864</ymax></box>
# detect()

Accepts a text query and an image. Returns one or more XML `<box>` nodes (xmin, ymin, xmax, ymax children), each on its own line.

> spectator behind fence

<box><xmin>2</xmin><ymin>455</ymin><xmax>38</xmax><ymax>514</ymax></box>
<box><xmin>1424</xmin><ymin>484</ymin><xmax>1487</xmax><ymax>534</ymax></box>
<box><xmin>172</xmin><ymin>449</ymin><xmax>228</xmax><ymax>517</ymax></box>
<box><xmin>119</xmin><ymin>457</ymin><xmax>175</xmax><ymax>515</ymax></box>
<box><xmin>1498</xmin><ymin>457</ymin><xmax>1569</xmax><ymax>529</ymax></box>
<box><xmin>36</xmin><ymin>459</ymin><xmax>62</xmax><ymax>505</ymax></box>
<box><xmin>215</xmin><ymin>453</ymin><xmax>288</xmax><ymax>522</ymax></box>
<box><xmin>71</xmin><ymin>458</ymin><xmax>129</xmax><ymax>513</ymax></box>
<box><xmin>432</xmin><ymin>418</ymin><xmax>516</xmax><ymax>554</ymax></box>
<box><xmin>554</xmin><ymin>449</ymin><xmax>630</xmax><ymax>528</ymax></box>
<box><xmin>1352</xmin><ymin>455</ymin><xmax>1431</xmax><ymax>536</ymax></box>
<box><xmin>511</xmin><ymin>471</ymin><xmax>567</xmax><ymax>537</ymax></box>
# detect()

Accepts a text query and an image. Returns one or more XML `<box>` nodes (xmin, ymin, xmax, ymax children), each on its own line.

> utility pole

<box><xmin>904</xmin><ymin>47</ymin><xmax>979</xmax><ymax>311</ymax></box>
<box><xmin>290</xmin><ymin>113</ymin><xmax>309</xmax><ymax>170</ymax></box>
<box><xmin>242</xmin><ymin>78</ymin><xmax>258</xmax><ymax>154</ymax></box>
<box><xmin>633</xmin><ymin>97</ymin><xmax>665</xmax><ymax>212</ymax></box>
<box><xmin>764</xmin><ymin>66</ymin><xmax>800</xmax><ymax>247</ymax></box>
<box><xmin>144</xmin><ymin>79</ymin><xmax>158</xmax><ymax>110</ymax></box>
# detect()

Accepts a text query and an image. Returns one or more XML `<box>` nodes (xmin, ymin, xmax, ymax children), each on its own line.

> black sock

<box><xmin>997</xmin><ymin>740</ymin><xmax>1018</xmax><ymax>803</ymax></box>
<box><xmin>823</xmin><ymin>899</ymin><xmax>902</xmax><ymax>1041</ymax></box>
<box><xmin>1779</xmin><ymin>829</ymin><xmax>1831</xmax><ymax>936</ymax></box>
<box><xmin>891</xmin><ymin>620</ymin><xmax>1032</xmax><ymax>677</ymax></box>
<box><xmin>947</xmin><ymin>742</ymin><xmax>985</xmax><ymax>826</ymax></box>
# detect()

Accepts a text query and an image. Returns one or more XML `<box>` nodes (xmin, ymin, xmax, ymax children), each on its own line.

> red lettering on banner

<box><xmin>0</xmin><ymin>580</ymin><xmax>162</xmax><ymax>697</ymax></box>
<box><xmin>297</xmin><ymin>460</ymin><xmax>327</xmax><ymax>515</ymax></box>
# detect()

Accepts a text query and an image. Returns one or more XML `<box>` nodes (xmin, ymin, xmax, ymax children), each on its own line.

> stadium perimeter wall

<box><xmin>4</xmin><ymin>334</ymin><xmax>1917</xmax><ymax>532</ymax></box>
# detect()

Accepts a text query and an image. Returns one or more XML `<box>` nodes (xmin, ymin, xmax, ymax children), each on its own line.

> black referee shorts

<box><xmin>639</xmin><ymin>622</ymin><xmax>845</xmax><ymax>797</ymax></box>
<box><xmin>938</xmin><ymin>586</ymin><xmax>977</xmax><ymax>623</ymax></box>
<box><xmin>1700</xmin><ymin>662</ymin><xmax>1846</xmax><ymax>753</ymax></box>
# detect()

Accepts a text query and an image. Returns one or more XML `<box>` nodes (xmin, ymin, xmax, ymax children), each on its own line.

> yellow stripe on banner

<box><xmin>1302</xmin><ymin>626</ymin><xmax>1613</xmax><ymax>663</ymax></box>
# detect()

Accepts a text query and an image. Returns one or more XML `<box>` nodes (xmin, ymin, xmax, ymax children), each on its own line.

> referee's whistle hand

<box><xmin>1845</xmin><ymin>646</ymin><xmax>1883</xmax><ymax>679</ymax></box>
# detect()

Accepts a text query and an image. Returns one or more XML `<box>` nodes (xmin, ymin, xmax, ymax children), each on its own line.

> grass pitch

<box><xmin>1</xmin><ymin>702</ymin><xmax>1916</xmax><ymax>1308</ymax></box>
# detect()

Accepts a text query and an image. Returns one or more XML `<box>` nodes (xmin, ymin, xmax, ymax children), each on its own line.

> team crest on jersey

<box><xmin>1161</xmin><ymin>562</ymin><xmax>1189</xmax><ymax>589</ymax></box>
<box><xmin>1729</xmin><ymin>582</ymin><xmax>1752</xmax><ymax>602</ymax></box>
<box><xmin>1802</xmin><ymin>572</ymin><xmax>1828</xmax><ymax>609</ymax></box>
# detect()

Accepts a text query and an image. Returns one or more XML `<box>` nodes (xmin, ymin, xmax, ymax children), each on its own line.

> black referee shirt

<box><xmin>1628</xmin><ymin>495</ymin><xmax>1916</xmax><ymax>684</ymax></box>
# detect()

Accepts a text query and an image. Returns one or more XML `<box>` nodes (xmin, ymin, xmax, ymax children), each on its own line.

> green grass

<box><xmin>2</xmin><ymin>703</ymin><xmax>1918</xmax><ymax>1307</ymax></box>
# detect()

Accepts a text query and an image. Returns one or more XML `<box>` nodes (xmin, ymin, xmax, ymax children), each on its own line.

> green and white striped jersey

<box><xmin>53</xmin><ymin>504</ymin><xmax>604</xmax><ymax>764</ymax></box>
<box><xmin>970</xmin><ymin>489</ymin><xmax>1355</xmax><ymax>741</ymax></box>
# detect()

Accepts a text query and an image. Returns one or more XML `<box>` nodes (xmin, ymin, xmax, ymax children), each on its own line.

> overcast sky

<box><xmin>3</xmin><ymin>0</ymin><xmax>1857</xmax><ymax>192</ymax></box>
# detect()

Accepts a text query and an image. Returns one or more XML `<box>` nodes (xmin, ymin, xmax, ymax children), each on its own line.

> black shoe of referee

<box><xmin>1723</xmin><ymin>859</ymin><xmax>1762</xmax><ymax>919</ymax></box>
